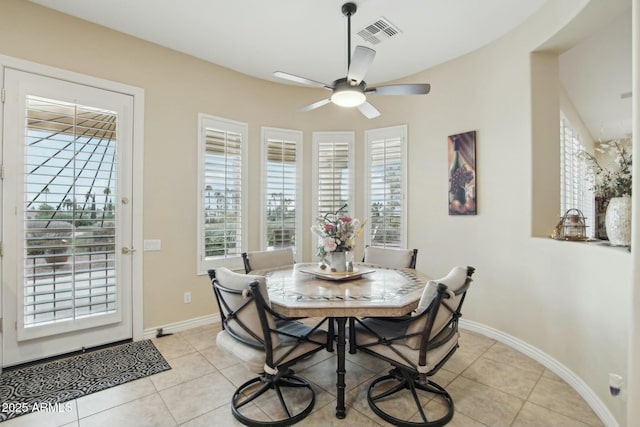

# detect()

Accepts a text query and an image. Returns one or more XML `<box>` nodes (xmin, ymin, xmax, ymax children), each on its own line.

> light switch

<box><xmin>143</xmin><ymin>239</ymin><xmax>161</xmax><ymax>251</ymax></box>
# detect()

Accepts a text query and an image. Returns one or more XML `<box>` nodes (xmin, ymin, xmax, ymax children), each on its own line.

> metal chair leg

<box><xmin>367</xmin><ymin>368</ymin><xmax>454</xmax><ymax>427</ymax></box>
<box><xmin>231</xmin><ymin>371</ymin><xmax>316</xmax><ymax>427</ymax></box>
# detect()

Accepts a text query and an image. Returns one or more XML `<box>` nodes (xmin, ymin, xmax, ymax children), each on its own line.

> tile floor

<box><xmin>3</xmin><ymin>322</ymin><xmax>604</xmax><ymax>427</ymax></box>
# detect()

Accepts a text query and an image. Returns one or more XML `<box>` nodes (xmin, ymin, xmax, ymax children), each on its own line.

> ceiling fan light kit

<box><xmin>331</xmin><ymin>78</ymin><xmax>366</xmax><ymax>107</ymax></box>
<box><xmin>273</xmin><ymin>2</ymin><xmax>430</xmax><ymax>119</ymax></box>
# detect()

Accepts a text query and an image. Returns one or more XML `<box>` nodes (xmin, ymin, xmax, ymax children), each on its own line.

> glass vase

<box><xmin>330</xmin><ymin>250</ymin><xmax>348</xmax><ymax>272</ymax></box>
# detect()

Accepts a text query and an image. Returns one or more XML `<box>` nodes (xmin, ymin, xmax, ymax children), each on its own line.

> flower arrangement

<box><xmin>311</xmin><ymin>204</ymin><xmax>365</xmax><ymax>260</ymax></box>
<box><xmin>583</xmin><ymin>139</ymin><xmax>632</xmax><ymax>199</ymax></box>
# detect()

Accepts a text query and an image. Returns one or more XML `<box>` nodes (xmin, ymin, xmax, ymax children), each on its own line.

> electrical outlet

<box><xmin>184</xmin><ymin>292</ymin><xmax>191</xmax><ymax>304</ymax></box>
<box><xmin>609</xmin><ymin>373</ymin><xmax>623</xmax><ymax>398</ymax></box>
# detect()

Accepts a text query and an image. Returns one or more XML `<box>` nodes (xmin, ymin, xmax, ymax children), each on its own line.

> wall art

<box><xmin>448</xmin><ymin>130</ymin><xmax>476</xmax><ymax>215</ymax></box>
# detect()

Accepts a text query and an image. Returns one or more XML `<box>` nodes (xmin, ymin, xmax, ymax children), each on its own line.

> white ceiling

<box><xmin>28</xmin><ymin>0</ymin><xmax>631</xmax><ymax>141</ymax></box>
<box><xmin>560</xmin><ymin>11</ymin><xmax>632</xmax><ymax>142</ymax></box>
<box><xmin>28</xmin><ymin>0</ymin><xmax>547</xmax><ymax>86</ymax></box>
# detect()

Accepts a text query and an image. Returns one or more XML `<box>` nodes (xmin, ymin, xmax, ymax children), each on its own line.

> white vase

<box><xmin>605</xmin><ymin>196</ymin><xmax>631</xmax><ymax>246</ymax></box>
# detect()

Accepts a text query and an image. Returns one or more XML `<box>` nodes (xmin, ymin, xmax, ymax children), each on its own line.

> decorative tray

<box><xmin>298</xmin><ymin>266</ymin><xmax>375</xmax><ymax>281</ymax></box>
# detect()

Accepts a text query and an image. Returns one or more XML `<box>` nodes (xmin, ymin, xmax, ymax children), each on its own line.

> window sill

<box><xmin>547</xmin><ymin>237</ymin><xmax>631</xmax><ymax>252</ymax></box>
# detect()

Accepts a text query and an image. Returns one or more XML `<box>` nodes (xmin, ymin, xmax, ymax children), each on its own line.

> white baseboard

<box><xmin>460</xmin><ymin>319</ymin><xmax>618</xmax><ymax>427</ymax></box>
<box><xmin>143</xmin><ymin>313</ymin><xmax>221</xmax><ymax>340</ymax></box>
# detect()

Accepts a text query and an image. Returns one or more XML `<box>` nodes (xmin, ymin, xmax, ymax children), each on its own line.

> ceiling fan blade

<box><xmin>367</xmin><ymin>83</ymin><xmax>431</xmax><ymax>95</ymax></box>
<box><xmin>357</xmin><ymin>101</ymin><xmax>381</xmax><ymax>119</ymax></box>
<box><xmin>347</xmin><ymin>46</ymin><xmax>376</xmax><ymax>84</ymax></box>
<box><xmin>273</xmin><ymin>71</ymin><xmax>332</xmax><ymax>89</ymax></box>
<box><xmin>299</xmin><ymin>98</ymin><xmax>332</xmax><ymax>112</ymax></box>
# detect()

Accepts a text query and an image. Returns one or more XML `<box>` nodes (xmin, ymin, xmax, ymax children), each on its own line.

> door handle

<box><xmin>121</xmin><ymin>247</ymin><xmax>136</xmax><ymax>255</ymax></box>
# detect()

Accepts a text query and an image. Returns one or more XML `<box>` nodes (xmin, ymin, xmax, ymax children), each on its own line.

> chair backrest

<box><xmin>242</xmin><ymin>248</ymin><xmax>295</xmax><ymax>273</ymax></box>
<box><xmin>404</xmin><ymin>266</ymin><xmax>474</xmax><ymax>350</ymax></box>
<box><xmin>208</xmin><ymin>267</ymin><xmax>280</xmax><ymax>350</ymax></box>
<box><xmin>363</xmin><ymin>246</ymin><xmax>418</xmax><ymax>269</ymax></box>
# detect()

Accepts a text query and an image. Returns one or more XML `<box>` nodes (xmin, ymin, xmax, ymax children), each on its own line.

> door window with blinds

<box><xmin>2</xmin><ymin>66</ymin><xmax>135</xmax><ymax>362</ymax></box>
<box><xmin>560</xmin><ymin>114</ymin><xmax>595</xmax><ymax>236</ymax></box>
<box><xmin>312</xmin><ymin>132</ymin><xmax>355</xmax><ymax>221</ymax></box>
<box><xmin>365</xmin><ymin>125</ymin><xmax>408</xmax><ymax>248</ymax></box>
<box><xmin>198</xmin><ymin>114</ymin><xmax>247</xmax><ymax>272</ymax></box>
<box><xmin>21</xmin><ymin>96</ymin><xmax>119</xmax><ymax>332</ymax></box>
<box><xmin>261</xmin><ymin>128</ymin><xmax>302</xmax><ymax>254</ymax></box>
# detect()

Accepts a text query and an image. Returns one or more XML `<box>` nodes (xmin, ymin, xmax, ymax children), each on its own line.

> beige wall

<box><xmin>0</xmin><ymin>0</ymin><xmax>635</xmax><ymax>425</ymax></box>
<box><xmin>629</xmin><ymin>1</ymin><xmax>639</xmax><ymax>423</ymax></box>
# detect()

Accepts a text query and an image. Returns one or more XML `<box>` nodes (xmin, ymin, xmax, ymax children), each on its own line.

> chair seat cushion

<box><xmin>353</xmin><ymin>320</ymin><xmax>459</xmax><ymax>373</ymax></box>
<box><xmin>217</xmin><ymin>321</ymin><xmax>327</xmax><ymax>374</ymax></box>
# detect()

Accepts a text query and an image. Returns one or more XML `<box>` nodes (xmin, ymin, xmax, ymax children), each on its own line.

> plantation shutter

<box><xmin>560</xmin><ymin>114</ymin><xmax>594</xmax><ymax>236</ymax></box>
<box><xmin>315</xmin><ymin>136</ymin><xmax>353</xmax><ymax>218</ymax></box>
<box><xmin>264</xmin><ymin>128</ymin><xmax>300</xmax><ymax>251</ymax></box>
<box><xmin>23</xmin><ymin>95</ymin><xmax>118</xmax><ymax>328</ymax></box>
<box><xmin>203</xmin><ymin>126</ymin><xmax>244</xmax><ymax>258</ymax></box>
<box><xmin>365</xmin><ymin>126</ymin><xmax>407</xmax><ymax>248</ymax></box>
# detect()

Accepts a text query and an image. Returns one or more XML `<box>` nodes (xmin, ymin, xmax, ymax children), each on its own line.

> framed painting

<box><xmin>448</xmin><ymin>130</ymin><xmax>476</xmax><ymax>215</ymax></box>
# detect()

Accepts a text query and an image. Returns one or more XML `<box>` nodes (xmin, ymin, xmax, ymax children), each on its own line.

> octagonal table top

<box><xmin>252</xmin><ymin>262</ymin><xmax>431</xmax><ymax>318</ymax></box>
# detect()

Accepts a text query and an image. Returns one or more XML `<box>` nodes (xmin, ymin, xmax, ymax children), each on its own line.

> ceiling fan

<box><xmin>273</xmin><ymin>2</ymin><xmax>430</xmax><ymax>119</ymax></box>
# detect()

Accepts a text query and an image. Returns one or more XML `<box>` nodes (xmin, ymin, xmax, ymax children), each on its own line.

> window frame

<box><xmin>364</xmin><ymin>125</ymin><xmax>408</xmax><ymax>248</ymax></box>
<box><xmin>311</xmin><ymin>131</ymin><xmax>355</xmax><ymax>254</ymax></box>
<box><xmin>0</xmin><ymin>55</ymin><xmax>146</xmax><ymax>361</ymax></box>
<box><xmin>197</xmin><ymin>113</ymin><xmax>248</xmax><ymax>274</ymax></box>
<box><xmin>260</xmin><ymin>127</ymin><xmax>303</xmax><ymax>257</ymax></box>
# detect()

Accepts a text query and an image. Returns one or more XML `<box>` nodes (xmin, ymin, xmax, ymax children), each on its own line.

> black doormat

<box><xmin>0</xmin><ymin>339</ymin><xmax>171</xmax><ymax>422</ymax></box>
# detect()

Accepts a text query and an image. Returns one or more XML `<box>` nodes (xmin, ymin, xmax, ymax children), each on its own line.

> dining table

<box><xmin>252</xmin><ymin>262</ymin><xmax>431</xmax><ymax>419</ymax></box>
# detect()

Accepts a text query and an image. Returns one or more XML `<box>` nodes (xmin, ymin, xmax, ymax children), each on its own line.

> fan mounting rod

<box><xmin>342</xmin><ymin>2</ymin><xmax>357</xmax><ymax>83</ymax></box>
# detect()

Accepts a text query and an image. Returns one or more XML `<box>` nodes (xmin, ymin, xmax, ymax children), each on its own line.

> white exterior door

<box><xmin>1</xmin><ymin>68</ymin><xmax>135</xmax><ymax>367</ymax></box>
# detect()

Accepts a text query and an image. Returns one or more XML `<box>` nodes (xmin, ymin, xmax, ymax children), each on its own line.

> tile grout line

<box><xmin>145</xmin><ymin>362</ymin><xmax>181</xmax><ymax>427</ymax></box>
<box><xmin>458</xmin><ymin>334</ymin><xmax>598</xmax><ymax>426</ymax></box>
<box><xmin>452</xmin><ymin>336</ymin><xmax>499</xmax><ymax>426</ymax></box>
<box><xmin>507</xmin><ymin>369</ymin><xmax>545</xmax><ymax>427</ymax></box>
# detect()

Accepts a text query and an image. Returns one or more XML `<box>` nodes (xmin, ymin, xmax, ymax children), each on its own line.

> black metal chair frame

<box><xmin>209</xmin><ymin>269</ymin><xmax>328</xmax><ymax>427</ymax></box>
<box><xmin>408</xmin><ymin>248</ymin><xmax>418</xmax><ymax>269</ymax></box>
<box><xmin>362</xmin><ymin>246</ymin><xmax>419</xmax><ymax>269</ymax></box>
<box><xmin>349</xmin><ymin>266</ymin><xmax>475</xmax><ymax>427</ymax></box>
<box><xmin>241</xmin><ymin>252</ymin><xmax>252</xmax><ymax>274</ymax></box>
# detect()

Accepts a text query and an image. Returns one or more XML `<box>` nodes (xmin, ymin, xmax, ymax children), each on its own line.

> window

<box><xmin>198</xmin><ymin>114</ymin><xmax>247</xmax><ymax>273</ymax></box>
<box><xmin>261</xmin><ymin>127</ymin><xmax>302</xmax><ymax>255</ymax></box>
<box><xmin>312</xmin><ymin>131</ymin><xmax>355</xmax><ymax>218</ymax></box>
<box><xmin>22</xmin><ymin>95</ymin><xmax>120</xmax><ymax>329</ymax></box>
<box><xmin>365</xmin><ymin>125</ymin><xmax>408</xmax><ymax>248</ymax></box>
<box><xmin>560</xmin><ymin>114</ymin><xmax>595</xmax><ymax>236</ymax></box>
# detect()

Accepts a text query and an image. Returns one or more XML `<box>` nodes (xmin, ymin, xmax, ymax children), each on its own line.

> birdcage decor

<box><xmin>552</xmin><ymin>208</ymin><xmax>589</xmax><ymax>241</ymax></box>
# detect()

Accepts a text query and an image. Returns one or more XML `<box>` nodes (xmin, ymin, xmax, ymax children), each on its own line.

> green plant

<box><xmin>583</xmin><ymin>140</ymin><xmax>632</xmax><ymax>199</ymax></box>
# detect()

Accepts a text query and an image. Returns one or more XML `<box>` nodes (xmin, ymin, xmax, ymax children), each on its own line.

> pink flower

<box><xmin>323</xmin><ymin>237</ymin><xmax>337</xmax><ymax>252</ymax></box>
<box><xmin>341</xmin><ymin>216</ymin><xmax>352</xmax><ymax>222</ymax></box>
<box><xmin>325</xmin><ymin>224</ymin><xmax>334</xmax><ymax>231</ymax></box>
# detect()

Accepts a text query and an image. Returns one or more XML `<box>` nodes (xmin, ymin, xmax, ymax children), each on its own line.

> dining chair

<box><xmin>208</xmin><ymin>267</ymin><xmax>328</xmax><ymax>427</ymax></box>
<box><xmin>241</xmin><ymin>248</ymin><xmax>295</xmax><ymax>273</ymax></box>
<box><xmin>349</xmin><ymin>266</ymin><xmax>475</xmax><ymax>427</ymax></box>
<box><xmin>362</xmin><ymin>246</ymin><xmax>418</xmax><ymax>269</ymax></box>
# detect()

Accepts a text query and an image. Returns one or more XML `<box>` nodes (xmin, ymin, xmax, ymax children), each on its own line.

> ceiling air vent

<box><xmin>357</xmin><ymin>17</ymin><xmax>401</xmax><ymax>45</ymax></box>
